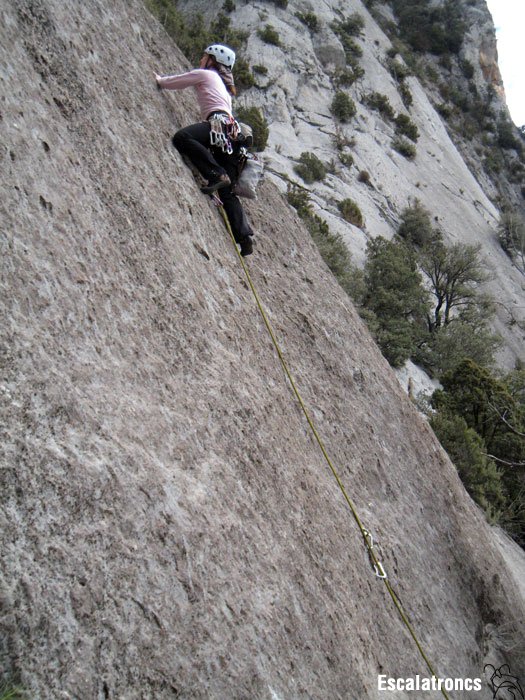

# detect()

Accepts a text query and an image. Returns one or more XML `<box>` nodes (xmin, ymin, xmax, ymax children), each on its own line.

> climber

<box><xmin>155</xmin><ymin>44</ymin><xmax>254</xmax><ymax>256</ymax></box>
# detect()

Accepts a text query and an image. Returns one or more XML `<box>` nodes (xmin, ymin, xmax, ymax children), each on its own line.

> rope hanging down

<box><xmin>216</xmin><ymin>202</ymin><xmax>450</xmax><ymax>700</ymax></box>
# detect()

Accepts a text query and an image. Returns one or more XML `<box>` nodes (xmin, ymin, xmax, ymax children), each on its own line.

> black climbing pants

<box><xmin>172</xmin><ymin>122</ymin><xmax>253</xmax><ymax>242</ymax></box>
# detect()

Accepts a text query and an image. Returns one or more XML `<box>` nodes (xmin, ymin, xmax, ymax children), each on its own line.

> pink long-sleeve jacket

<box><xmin>157</xmin><ymin>68</ymin><xmax>233</xmax><ymax>121</ymax></box>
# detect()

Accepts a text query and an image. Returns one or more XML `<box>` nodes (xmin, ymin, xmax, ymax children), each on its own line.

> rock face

<box><xmin>177</xmin><ymin>0</ymin><xmax>524</xmax><ymax>370</ymax></box>
<box><xmin>1</xmin><ymin>1</ymin><xmax>525</xmax><ymax>699</ymax></box>
<box><xmin>455</xmin><ymin>0</ymin><xmax>506</xmax><ymax>101</ymax></box>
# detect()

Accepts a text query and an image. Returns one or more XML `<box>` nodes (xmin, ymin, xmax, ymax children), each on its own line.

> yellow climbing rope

<box><xmin>217</xmin><ymin>204</ymin><xmax>450</xmax><ymax>700</ymax></box>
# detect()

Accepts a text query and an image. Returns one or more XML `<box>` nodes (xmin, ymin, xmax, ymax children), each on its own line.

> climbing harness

<box><xmin>214</xmin><ymin>201</ymin><xmax>451</xmax><ymax>700</ymax></box>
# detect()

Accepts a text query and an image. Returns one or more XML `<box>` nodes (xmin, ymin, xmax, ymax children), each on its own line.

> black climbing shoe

<box><xmin>201</xmin><ymin>173</ymin><xmax>231</xmax><ymax>195</ymax></box>
<box><xmin>240</xmin><ymin>236</ymin><xmax>253</xmax><ymax>257</ymax></box>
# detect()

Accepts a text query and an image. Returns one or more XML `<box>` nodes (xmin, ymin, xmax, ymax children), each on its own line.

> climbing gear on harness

<box><xmin>204</xmin><ymin>43</ymin><xmax>236</xmax><ymax>68</ymax></box>
<box><xmin>201</xmin><ymin>172</ymin><xmax>231</xmax><ymax>195</ymax></box>
<box><xmin>209</xmin><ymin>113</ymin><xmax>240</xmax><ymax>154</ymax></box>
<box><xmin>236</xmin><ymin>122</ymin><xmax>253</xmax><ymax>148</ymax></box>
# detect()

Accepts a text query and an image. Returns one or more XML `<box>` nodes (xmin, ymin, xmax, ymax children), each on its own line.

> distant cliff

<box><xmin>1</xmin><ymin>1</ymin><xmax>524</xmax><ymax>698</ymax></box>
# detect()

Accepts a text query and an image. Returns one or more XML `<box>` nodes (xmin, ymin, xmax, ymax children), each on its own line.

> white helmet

<box><xmin>205</xmin><ymin>44</ymin><xmax>236</xmax><ymax>68</ymax></box>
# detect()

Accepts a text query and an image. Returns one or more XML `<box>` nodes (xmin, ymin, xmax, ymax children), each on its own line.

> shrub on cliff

<box><xmin>333</xmin><ymin>66</ymin><xmax>363</xmax><ymax>88</ymax></box>
<box><xmin>338</xmin><ymin>198</ymin><xmax>363</xmax><ymax>227</ymax></box>
<box><xmin>397</xmin><ymin>200</ymin><xmax>433</xmax><ymax>247</ymax></box>
<box><xmin>392</xmin><ymin>136</ymin><xmax>416</xmax><ymax>159</ymax></box>
<box><xmin>235</xmin><ymin>107</ymin><xmax>269</xmax><ymax>152</ymax></box>
<box><xmin>258</xmin><ymin>24</ymin><xmax>281</xmax><ymax>46</ymax></box>
<box><xmin>395</xmin><ymin>113</ymin><xmax>419</xmax><ymax>142</ymax></box>
<box><xmin>330</xmin><ymin>92</ymin><xmax>357</xmax><ymax>122</ymax></box>
<box><xmin>390</xmin><ymin>0</ymin><xmax>465</xmax><ymax>55</ymax></box>
<box><xmin>287</xmin><ymin>186</ymin><xmax>364</xmax><ymax>300</ymax></box>
<box><xmin>498</xmin><ymin>210</ymin><xmax>525</xmax><ymax>272</ymax></box>
<box><xmin>363</xmin><ymin>92</ymin><xmax>395</xmax><ymax>120</ymax></box>
<box><xmin>295</xmin><ymin>11</ymin><xmax>319</xmax><ymax>33</ymax></box>
<box><xmin>294</xmin><ymin>152</ymin><xmax>327</xmax><ymax>184</ymax></box>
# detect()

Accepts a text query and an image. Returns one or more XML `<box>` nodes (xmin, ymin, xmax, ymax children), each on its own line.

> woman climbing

<box><xmin>156</xmin><ymin>44</ymin><xmax>254</xmax><ymax>256</ymax></box>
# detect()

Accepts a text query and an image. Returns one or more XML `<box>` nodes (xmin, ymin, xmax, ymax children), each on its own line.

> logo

<box><xmin>485</xmin><ymin>664</ymin><xmax>524</xmax><ymax>700</ymax></box>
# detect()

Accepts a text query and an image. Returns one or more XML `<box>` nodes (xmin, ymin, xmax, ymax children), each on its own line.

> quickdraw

<box><xmin>363</xmin><ymin>529</ymin><xmax>388</xmax><ymax>579</ymax></box>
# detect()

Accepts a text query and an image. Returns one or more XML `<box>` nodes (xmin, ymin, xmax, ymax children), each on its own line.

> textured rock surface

<box><xmin>1</xmin><ymin>1</ymin><xmax>525</xmax><ymax>699</ymax></box>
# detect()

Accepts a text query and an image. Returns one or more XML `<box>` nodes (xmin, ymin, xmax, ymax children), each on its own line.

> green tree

<box><xmin>363</xmin><ymin>237</ymin><xmax>429</xmax><ymax>366</ymax></box>
<box><xmin>433</xmin><ymin>359</ymin><xmax>525</xmax><ymax>464</ymax></box>
<box><xmin>431</xmin><ymin>360</ymin><xmax>525</xmax><ymax>544</ymax></box>
<box><xmin>419</xmin><ymin>239</ymin><xmax>488</xmax><ymax>331</ymax></box>
<box><xmin>497</xmin><ymin>118</ymin><xmax>520</xmax><ymax>150</ymax></box>
<box><xmin>430</xmin><ymin>411</ymin><xmax>506</xmax><ymax>520</ymax></box>
<box><xmin>414</xmin><ymin>316</ymin><xmax>501</xmax><ymax>377</ymax></box>
<box><xmin>441</xmin><ymin>0</ymin><xmax>465</xmax><ymax>54</ymax></box>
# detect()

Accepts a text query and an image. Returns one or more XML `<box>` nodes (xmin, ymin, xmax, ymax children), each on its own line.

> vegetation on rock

<box><xmin>389</xmin><ymin>0</ymin><xmax>466</xmax><ymax>56</ymax></box>
<box><xmin>338</xmin><ymin>198</ymin><xmax>363</xmax><ymax>227</ymax></box>
<box><xmin>257</xmin><ymin>24</ymin><xmax>281</xmax><ymax>46</ymax></box>
<box><xmin>397</xmin><ymin>201</ymin><xmax>433</xmax><ymax>247</ymax></box>
<box><xmin>332</xmin><ymin>66</ymin><xmax>364</xmax><ymax>88</ymax></box>
<box><xmin>286</xmin><ymin>186</ymin><xmax>364</xmax><ymax>301</ymax></box>
<box><xmin>331</xmin><ymin>14</ymin><xmax>365</xmax><ymax>68</ymax></box>
<box><xmin>357</xmin><ymin>170</ymin><xmax>371</xmax><ymax>185</ymax></box>
<box><xmin>235</xmin><ymin>106</ymin><xmax>269</xmax><ymax>151</ymax></box>
<box><xmin>293</xmin><ymin>152</ymin><xmax>327</xmax><ymax>184</ymax></box>
<box><xmin>363</xmin><ymin>92</ymin><xmax>395</xmax><ymax>121</ymax></box>
<box><xmin>498</xmin><ymin>210</ymin><xmax>525</xmax><ymax>273</ymax></box>
<box><xmin>392</xmin><ymin>136</ymin><xmax>416</xmax><ymax>159</ymax></box>
<box><xmin>330</xmin><ymin>92</ymin><xmax>357</xmax><ymax>122</ymax></box>
<box><xmin>354</xmin><ymin>214</ymin><xmax>501</xmax><ymax>379</ymax></box>
<box><xmin>395</xmin><ymin>113</ymin><xmax>419</xmax><ymax>142</ymax></box>
<box><xmin>295</xmin><ymin>11</ymin><xmax>319</xmax><ymax>33</ymax></box>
